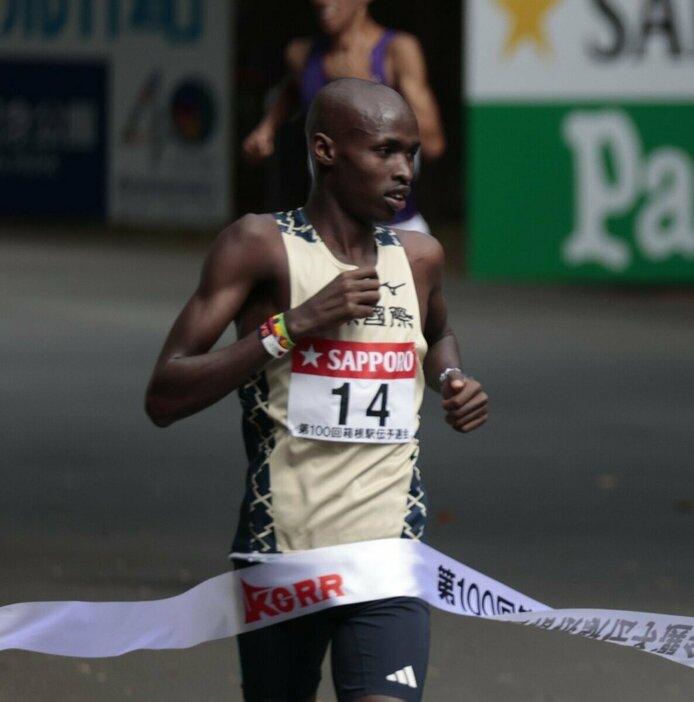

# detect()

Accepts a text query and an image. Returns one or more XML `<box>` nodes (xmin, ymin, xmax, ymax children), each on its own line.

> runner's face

<box><xmin>311</xmin><ymin>0</ymin><xmax>370</xmax><ymax>35</ymax></box>
<box><xmin>333</xmin><ymin>106</ymin><xmax>420</xmax><ymax>223</ymax></box>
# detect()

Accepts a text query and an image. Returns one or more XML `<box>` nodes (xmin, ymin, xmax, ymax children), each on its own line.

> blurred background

<box><xmin>2</xmin><ymin>1</ymin><xmax>694</xmax><ymax>700</ymax></box>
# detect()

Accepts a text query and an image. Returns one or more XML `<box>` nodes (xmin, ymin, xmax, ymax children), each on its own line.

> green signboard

<box><xmin>467</xmin><ymin>0</ymin><xmax>694</xmax><ymax>282</ymax></box>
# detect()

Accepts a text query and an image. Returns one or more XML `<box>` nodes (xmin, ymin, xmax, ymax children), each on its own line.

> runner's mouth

<box><xmin>384</xmin><ymin>191</ymin><xmax>409</xmax><ymax>212</ymax></box>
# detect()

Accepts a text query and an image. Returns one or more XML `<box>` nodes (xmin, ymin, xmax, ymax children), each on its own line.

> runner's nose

<box><xmin>393</xmin><ymin>153</ymin><xmax>413</xmax><ymax>183</ymax></box>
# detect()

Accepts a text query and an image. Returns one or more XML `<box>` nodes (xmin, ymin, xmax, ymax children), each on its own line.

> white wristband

<box><xmin>260</xmin><ymin>332</ymin><xmax>289</xmax><ymax>359</ymax></box>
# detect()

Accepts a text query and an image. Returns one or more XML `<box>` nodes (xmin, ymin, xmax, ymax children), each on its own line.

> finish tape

<box><xmin>1</xmin><ymin>538</ymin><xmax>693</xmax><ymax>669</ymax></box>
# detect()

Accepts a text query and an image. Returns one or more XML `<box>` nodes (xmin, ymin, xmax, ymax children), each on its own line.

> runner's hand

<box><xmin>242</xmin><ymin>125</ymin><xmax>275</xmax><ymax>163</ymax></box>
<box><xmin>285</xmin><ymin>267</ymin><xmax>380</xmax><ymax>338</ymax></box>
<box><xmin>441</xmin><ymin>372</ymin><xmax>488</xmax><ymax>433</ymax></box>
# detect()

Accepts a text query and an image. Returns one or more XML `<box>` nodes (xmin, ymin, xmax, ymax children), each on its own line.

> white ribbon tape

<box><xmin>2</xmin><ymin>538</ymin><xmax>694</xmax><ymax>669</ymax></box>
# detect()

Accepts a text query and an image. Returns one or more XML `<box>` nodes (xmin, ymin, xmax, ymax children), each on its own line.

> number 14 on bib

<box><xmin>287</xmin><ymin>338</ymin><xmax>417</xmax><ymax>444</ymax></box>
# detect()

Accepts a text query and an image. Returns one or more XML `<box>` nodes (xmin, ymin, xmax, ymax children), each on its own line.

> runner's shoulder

<box><xmin>388</xmin><ymin>32</ymin><xmax>426</xmax><ymax>63</ymax></box>
<box><xmin>393</xmin><ymin>228</ymin><xmax>444</xmax><ymax>273</ymax></box>
<box><xmin>389</xmin><ymin>31</ymin><xmax>422</xmax><ymax>51</ymax></box>
<box><xmin>217</xmin><ymin>212</ymin><xmax>280</xmax><ymax>246</ymax></box>
<box><xmin>208</xmin><ymin>213</ymin><xmax>284</xmax><ymax>278</ymax></box>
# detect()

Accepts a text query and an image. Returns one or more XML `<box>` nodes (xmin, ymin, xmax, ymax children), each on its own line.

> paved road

<box><xmin>1</xmin><ymin>233</ymin><xmax>693</xmax><ymax>701</ymax></box>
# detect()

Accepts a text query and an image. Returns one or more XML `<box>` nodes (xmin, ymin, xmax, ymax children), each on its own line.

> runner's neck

<box><xmin>302</xmin><ymin>199</ymin><xmax>377</xmax><ymax>266</ymax></box>
<box><xmin>330</xmin><ymin>18</ymin><xmax>383</xmax><ymax>56</ymax></box>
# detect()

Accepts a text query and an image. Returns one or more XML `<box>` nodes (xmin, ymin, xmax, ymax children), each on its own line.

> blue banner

<box><xmin>0</xmin><ymin>59</ymin><xmax>107</xmax><ymax>217</ymax></box>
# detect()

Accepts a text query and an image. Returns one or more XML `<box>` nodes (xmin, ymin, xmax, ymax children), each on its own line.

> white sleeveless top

<box><xmin>232</xmin><ymin>209</ymin><xmax>428</xmax><ymax>554</ymax></box>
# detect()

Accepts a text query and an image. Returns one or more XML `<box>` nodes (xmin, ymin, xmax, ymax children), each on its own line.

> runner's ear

<box><xmin>311</xmin><ymin>132</ymin><xmax>335</xmax><ymax>167</ymax></box>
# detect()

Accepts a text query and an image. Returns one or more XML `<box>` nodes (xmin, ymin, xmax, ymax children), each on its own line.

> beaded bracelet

<box><xmin>258</xmin><ymin>312</ymin><xmax>296</xmax><ymax>358</ymax></box>
<box><xmin>437</xmin><ymin>367</ymin><xmax>463</xmax><ymax>387</ymax></box>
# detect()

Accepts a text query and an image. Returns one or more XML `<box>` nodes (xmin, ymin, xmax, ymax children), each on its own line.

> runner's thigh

<box><xmin>330</xmin><ymin>597</ymin><xmax>430</xmax><ymax>702</ymax></box>
<box><xmin>237</xmin><ymin>609</ymin><xmax>334</xmax><ymax>702</ymax></box>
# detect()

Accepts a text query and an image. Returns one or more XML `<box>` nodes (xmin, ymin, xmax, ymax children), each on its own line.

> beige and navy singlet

<box><xmin>232</xmin><ymin>209</ymin><xmax>428</xmax><ymax>554</ymax></box>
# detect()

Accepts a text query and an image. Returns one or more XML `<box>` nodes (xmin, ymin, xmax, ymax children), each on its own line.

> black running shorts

<box><xmin>237</xmin><ymin>596</ymin><xmax>430</xmax><ymax>702</ymax></box>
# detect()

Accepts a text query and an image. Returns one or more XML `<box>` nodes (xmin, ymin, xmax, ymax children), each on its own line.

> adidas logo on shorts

<box><xmin>386</xmin><ymin>664</ymin><xmax>417</xmax><ymax>689</ymax></box>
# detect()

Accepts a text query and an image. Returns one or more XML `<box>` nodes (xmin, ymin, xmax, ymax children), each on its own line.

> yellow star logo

<box><xmin>496</xmin><ymin>0</ymin><xmax>561</xmax><ymax>57</ymax></box>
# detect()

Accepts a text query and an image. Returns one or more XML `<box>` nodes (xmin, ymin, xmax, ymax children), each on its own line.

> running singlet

<box><xmin>299</xmin><ymin>30</ymin><xmax>418</xmax><ymax>225</ymax></box>
<box><xmin>232</xmin><ymin>209</ymin><xmax>428</xmax><ymax>555</ymax></box>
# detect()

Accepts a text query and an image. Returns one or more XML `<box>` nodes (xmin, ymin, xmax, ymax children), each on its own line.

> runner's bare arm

<box><xmin>390</xmin><ymin>34</ymin><xmax>446</xmax><ymax>160</ymax></box>
<box><xmin>145</xmin><ymin>218</ymin><xmax>381</xmax><ymax>427</ymax></box>
<box><xmin>242</xmin><ymin>39</ymin><xmax>311</xmax><ymax>163</ymax></box>
<box><xmin>145</xmin><ymin>215</ymin><xmax>282</xmax><ymax>426</ymax></box>
<box><xmin>411</xmin><ymin>234</ymin><xmax>488</xmax><ymax>433</ymax></box>
<box><xmin>241</xmin><ymin>78</ymin><xmax>297</xmax><ymax>162</ymax></box>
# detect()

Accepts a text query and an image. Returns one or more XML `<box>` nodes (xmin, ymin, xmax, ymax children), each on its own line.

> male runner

<box><xmin>146</xmin><ymin>78</ymin><xmax>487</xmax><ymax>702</ymax></box>
<box><xmin>243</xmin><ymin>0</ymin><xmax>445</xmax><ymax>232</ymax></box>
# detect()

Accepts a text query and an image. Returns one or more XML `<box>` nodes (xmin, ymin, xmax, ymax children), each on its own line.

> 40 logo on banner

<box><xmin>287</xmin><ymin>338</ymin><xmax>417</xmax><ymax>443</ymax></box>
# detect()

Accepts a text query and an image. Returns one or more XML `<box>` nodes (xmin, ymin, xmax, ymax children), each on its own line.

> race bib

<box><xmin>287</xmin><ymin>338</ymin><xmax>417</xmax><ymax>443</ymax></box>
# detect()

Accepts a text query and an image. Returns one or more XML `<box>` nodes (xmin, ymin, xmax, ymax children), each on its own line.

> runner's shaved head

<box><xmin>306</xmin><ymin>77</ymin><xmax>417</xmax><ymax>142</ymax></box>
